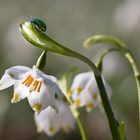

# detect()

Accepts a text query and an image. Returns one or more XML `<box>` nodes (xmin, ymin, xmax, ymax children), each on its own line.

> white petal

<box><xmin>34</xmin><ymin>106</ymin><xmax>60</xmax><ymax>136</ymax></box>
<box><xmin>84</xmin><ymin>76</ymin><xmax>99</xmax><ymax>94</ymax></box>
<box><xmin>33</xmin><ymin>65</ymin><xmax>57</xmax><ymax>83</ymax></box>
<box><xmin>6</xmin><ymin>65</ymin><xmax>31</xmax><ymax>80</ymax></box>
<box><xmin>57</xmin><ymin>79</ymin><xmax>67</xmax><ymax>95</ymax></box>
<box><xmin>34</xmin><ymin>101</ymin><xmax>75</xmax><ymax>136</ymax></box>
<box><xmin>53</xmin><ymin>84</ymin><xmax>64</xmax><ymax>99</ymax></box>
<box><xmin>28</xmin><ymin>81</ymin><xmax>56</xmax><ymax>113</ymax></box>
<box><xmin>11</xmin><ymin>81</ymin><xmax>29</xmax><ymax>103</ymax></box>
<box><xmin>33</xmin><ymin>66</ymin><xmax>64</xmax><ymax>99</ymax></box>
<box><xmin>71</xmin><ymin>72</ymin><xmax>93</xmax><ymax>94</ymax></box>
<box><xmin>86</xmin><ymin>76</ymin><xmax>112</xmax><ymax>98</ymax></box>
<box><xmin>81</xmin><ymin>91</ymin><xmax>99</xmax><ymax>106</ymax></box>
<box><xmin>57</xmin><ymin>101</ymin><xmax>75</xmax><ymax>132</ymax></box>
<box><xmin>0</xmin><ymin>73</ymin><xmax>14</xmax><ymax>90</ymax></box>
<box><xmin>72</xmin><ymin>73</ymin><xmax>112</xmax><ymax>112</ymax></box>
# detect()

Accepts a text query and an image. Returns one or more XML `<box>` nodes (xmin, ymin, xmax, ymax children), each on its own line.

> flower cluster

<box><xmin>0</xmin><ymin>65</ymin><xmax>111</xmax><ymax>136</ymax></box>
<box><xmin>0</xmin><ymin>65</ymin><xmax>75</xmax><ymax>136</ymax></box>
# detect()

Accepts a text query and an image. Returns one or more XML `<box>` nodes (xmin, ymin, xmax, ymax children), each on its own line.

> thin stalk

<box><xmin>71</xmin><ymin>52</ymin><xmax>121</xmax><ymax>140</ymax></box>
<box><xmin>69</xmin><ymin>97</ymin><xmax>88</xmax><ymax>140</ymax></box>
<box><xmin>76</xmin><ymin>115</ymin><xmax>88</xmax><ymax>140</ymax></box>
<box><xmin>65</xmin><ymin>92</ymin><xmax>88</xmax><ymax>140</ymax></box>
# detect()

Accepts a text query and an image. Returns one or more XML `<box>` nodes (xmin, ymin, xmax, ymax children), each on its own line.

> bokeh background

<box><xmin>0</xmin><ymin>0</ymin><xmax>139</xmax><ymax>139</ymax></box>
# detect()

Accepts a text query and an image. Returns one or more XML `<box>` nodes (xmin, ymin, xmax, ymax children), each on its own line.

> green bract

<box><xmin>19</xmin><ymin>21</ymin><xmax>75</xmax><ymax>55</ymax></box>
<box><xmin>19</xmin><ymin>21</ymin><xmax>56</xmax><ymax>52</ymax></box>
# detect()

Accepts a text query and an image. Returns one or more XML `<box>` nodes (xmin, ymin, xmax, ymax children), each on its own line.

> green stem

<box><xmin>68</xmin><ymin>97</ymin><xmax>88</xmax><ymax>140</ymax></box>
<box><xmin>76</xmin><ymin>115</ymin><xmax>88</xmax><ymax>140</ymax></box>
<box><xmin>19</xmin><ymin>22</ymin><xmax>121</xmax><ymax>140</ymax></box>
<box><xmin>71</xmin><ymin>52</ymin><xmax>121</xmax><ymax>140</ymax></box>
<box><xmin>62</xmin><ymin>69</ymin><xmax>88</xmax><ymax>140</ymax></box>
<box><xmin>84</xmin><ymin>35</ymin><xmax>140</xmax><ymax>139</ymax></box>
<box><xmin>96</xmin><ymin>48</ymin><xmax>119</xmax><ymax>72</ymax></box>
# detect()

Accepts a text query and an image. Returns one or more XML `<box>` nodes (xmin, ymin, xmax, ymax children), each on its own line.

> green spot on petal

<box><xmin>33</xmin><ymin>103</ymin><xmax>42</xmax><ymax>112</ymax></box>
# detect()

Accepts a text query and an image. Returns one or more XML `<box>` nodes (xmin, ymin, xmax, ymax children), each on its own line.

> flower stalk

<box><xmin>84</xmin><ymin>35</ymin><xmax>140</xmax><ymax>140</ymax></box>
<box><xmin>19</xmin><ymin>21</ymin><xmax>121</xmax><ymax>140</ymax></box>
<box><xmin>96</xmin><ymin>48</ymin><xmax>119</xmax><ymax>72</ymax></box>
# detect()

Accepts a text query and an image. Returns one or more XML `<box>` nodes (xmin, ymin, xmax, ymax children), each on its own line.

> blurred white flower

<box><xmin>114</xmin><ymin>0</ymin><xmax>140</xmax><ymax>33</ymax></box>
<box><xmin>70</xmin><ymin>72</ymin><xmax>112</xmax><ymax>112</ymax></box>
<box><xmin>34</xmin><ymin>100</ymin><xmax>75</xmax><ymax>136</ymax></box>
<box><xmin>0</xmin><ymin>65</ymin><xmax>64</xmax><ymax>114</ymax></box>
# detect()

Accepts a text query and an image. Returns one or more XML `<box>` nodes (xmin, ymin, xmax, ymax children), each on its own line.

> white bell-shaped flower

<box><xmin>70</xmin><ymin>71</ymin><xmax>112</xmax><ymax>112</ymax></box>
<box><xmin>0</xmin><ymin>65</ymin><xmax>64</xmax><ymax>114</ymax></box>
<box><xmin>34</xmin><ymin>100</ymin><xmax>75</xmax><ymax>136</ymax></box>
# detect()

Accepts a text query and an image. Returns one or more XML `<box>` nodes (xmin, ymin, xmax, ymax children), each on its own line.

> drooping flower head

<box><xmin>70</xmin><ymin>71</ymin><xmax>112</xmax><ymax>112</ymax></box>
<box><xmin>34</xmin><ymin>100</ymin><xmax>75</xmax><ymax>136</ymax></box>
<box><xmin>0</xmin><ymin>65</ymin><xmax>64</xmax><ymax>114</ymax></box>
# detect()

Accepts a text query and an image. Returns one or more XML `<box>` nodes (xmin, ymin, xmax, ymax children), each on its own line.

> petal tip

<box><xmin>11</xmin><ymin>93</ymin><xmax>21</xmax><ymax>103</ymax></box>
<box><xmin>33</xmin><ymin>103</ymin><xmax>42</xmax><ymax>113</ymax></box>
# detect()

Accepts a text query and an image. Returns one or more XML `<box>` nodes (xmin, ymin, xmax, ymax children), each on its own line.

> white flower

<box><xmin>70</xmin><ymin>71</ymin><xmax>112</xmax><ymax>112</ymax></box>
<box><xmin>34</xmin><ymin>100</ymin><xmax>75</xmax><ymax>136</ymax></box>
<box><xmin>0</xmin><ymin>65</ymin><xmax>64</xmax><ymax>113</ymax></box>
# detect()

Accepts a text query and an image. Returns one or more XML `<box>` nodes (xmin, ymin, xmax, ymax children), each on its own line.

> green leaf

<box><xmin>118</xmin><ymin>121</ymin><xmax>126</xmax><ymax>140</ymax></box>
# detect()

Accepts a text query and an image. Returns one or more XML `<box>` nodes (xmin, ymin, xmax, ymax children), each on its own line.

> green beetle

<box><xmin>31</xmin><ymin>18</ymin><xmax>47</xmax><ymax>32</ymax></box>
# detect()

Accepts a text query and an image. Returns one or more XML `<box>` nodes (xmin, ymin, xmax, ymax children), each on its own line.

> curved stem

<box><xmin>71</xmin><ymin>52</ymin><xmax>121</xmax><ymax>140</ymax></box>
<box><xmin>98</xmin><ymin>48</ymin><xmax>120</xmax><ymax>63</ymax></box>
<box><xmin>96</xmin><ymin>48</ymin><xmax>119</xmax><ymax>72</ymax></box>
<box><xmin>19</xmin><ymin>23</ymin><xmax>121</xmax><ymax>140</ymax></box>
<box><xmin>84</xmin><ymin>35</ymin><xmax>140</xmax><ymax>139</ymax></box>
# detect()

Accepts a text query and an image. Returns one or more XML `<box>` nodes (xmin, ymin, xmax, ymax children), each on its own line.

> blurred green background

<box><xmin>0</xmin><ymin>0</ymin><xmax>139</xmax><ymax>139</ymax></box>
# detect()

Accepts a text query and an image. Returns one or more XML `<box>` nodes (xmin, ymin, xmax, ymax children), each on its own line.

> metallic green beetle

<box><xmin>31</xmin><ymin>18</ymin><xmax>47</xmax><ymax>32</ymax></box>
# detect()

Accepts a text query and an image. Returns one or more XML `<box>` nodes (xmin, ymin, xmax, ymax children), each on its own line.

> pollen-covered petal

<box><xmin>0</xmin><ymin>73</ymin><xmax>15</xmax><ymax>90</ymax></box>
<box><xmin>11</xmin><ymin>81</ymin><xmax>29</xmax><ymax>103</ymax></box>
<box><xmin>6</xmin><ymin>65</ymin><xmax>31</xmax><ymax>80</ymax></box>
<box><xmin>28</xmin><ymin>81</ymin><xmax>56</xmax><ymax>113</ymax></box>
